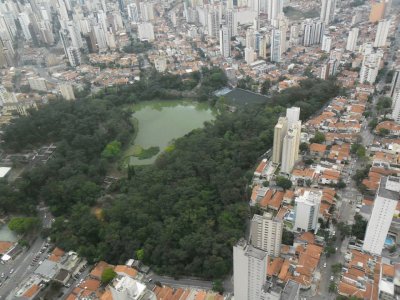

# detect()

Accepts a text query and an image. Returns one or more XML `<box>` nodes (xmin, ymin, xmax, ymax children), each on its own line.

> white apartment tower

<box><xmin>219</xmin><ymin>25</ymin><xmax>231</xmax><ymax>58</ymax></box>
<box><xmin>320</xmin><ymin>0</ymin><xmax>336</xmax><ymax>25</ymax></box>
<box><xmin>390</xmin><ymin>69</ymin><xmax>400</xmax><ymax>98</ymax></box>
<box><xmin>272</xmin><ymin>117</ymin><xmax>288</xmax><ymax>164</ymax></box>
<box><xmin>127</xmin><ymin>3</ymin><xmax>140</xmax><ymax>23</ymax></box>
<box><xmin>66</xmin><ymin>46</ymin><xmax>81</xmax><ymax>67</ymax></box>
<box><xmin>374</xmin><ymin>19</ymin><xmax>390</xmax><ymax>48</ymax></box>
<box><xmin>321</xmin><ymin>34</ymin><xmax>332</xmax><ymax>52</ymax></box>
<box><xmin>363</xmin><ymin>177</ymin><xmax>400</xmax><ymax>255</ymax></box>
<box><xmin>250</xmin><ymin>212</ymin><xmax>283</xmax><ymax>257</ymax></box>
<box><xmin>268</xmin><ymin>0</ymin><xmax>283</xmax><ymax>21</ymax></box>
<box><xmin>391</xmin><ymin>92</ymin><xmax>400</xmax><ymax>123</ymax></box>
<box><xmin>233</xmin><ymin>239</ymin><xmax>268</xmax><ymax>300</ymax></box>
<box><xmin>281</xmin><ymin>128</ymin><xmax>297</xmax><ymax>174</ymax></box>
<box><xmin>138</xmin><ymin>22</ymin><xmax>155</xmax><ymax>42</ymax></box>
<box><xmin>360</xmin><ymin>51</ymin><xmax>383</xmax><ymax>84</ymax></box>
<box><xmin>270</xmin><ymin>29</ymin><xmax>281</xmax><ymax>63</ymax></box>
<box><xmin>294</xmin><ymin>190</ymin><xmax>322</xmax><ymax>232</ymax></box>
<box><xmin>346</xmin><ymin>27</ymin><xmax>359</xmax><ymax>52</ymax></box>
<box><xmin>303</xmin><ymin>19</ymin><xmax>324</xmax><ymax>46</ymax></box>
<box><xmin>207</xmin><ymin>8</ymin><xmax>220</xmax><ymax>39</ymax></box>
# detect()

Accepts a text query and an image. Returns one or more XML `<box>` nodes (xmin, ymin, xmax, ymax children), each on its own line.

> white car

<box><xmin>9</xmin><ymin>269</ymin><xmax>14</xmax><ymax>274</ymax></box>
<box><xmin>323</xmin><ymin>263</ymin><xmax>327</xmax><ymax>268</ymax></box>
<box><xmin>330</xmin><ymin>276</ymin><xmax>334</xmax><ymax>281</ymax></box>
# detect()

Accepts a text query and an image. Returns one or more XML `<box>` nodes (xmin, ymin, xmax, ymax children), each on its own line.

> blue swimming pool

<box><xmin>385</xmin><ymin>236</ymin><xmax>395</xmax><ymax>246</ymax></box>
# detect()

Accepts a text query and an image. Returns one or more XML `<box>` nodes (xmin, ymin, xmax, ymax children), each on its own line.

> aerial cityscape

<box><xmin>0</xmin><ymin>0</ymin><xmax>399</xmax><ymax>299</ymax></box>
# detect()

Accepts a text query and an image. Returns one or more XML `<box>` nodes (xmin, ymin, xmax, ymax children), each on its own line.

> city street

<box><xmin>0</xmin><ymin>206</ymin><xmax>51</xmax><ymax>299</ymax></box>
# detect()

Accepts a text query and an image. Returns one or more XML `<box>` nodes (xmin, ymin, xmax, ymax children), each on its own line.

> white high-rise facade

<box><xmin>138</xmin><ymin>22</ymin><xmax>155</xmax><ymax>41</ymax></box>
<box><xmin>303</xmin><ymin>19</ymin><xmax>324</xmax><ymax>46</ymax></box>
<box><xmin>207</xmin><ymin>8</ymin><xmax>220</xmax><ymax>39</ymax></box>
<box><xmin>272</xmin><ymin>117</ymin><xmax>288</xmax><ymax>164</ymax></box>
<box><xmin>219</xmin><ymin>25</ymin><xmax>230</xmax><ymax>58</ymax></box>
<box><xmin>281</xmin><ymin>128</ymin><xmax>297</xmax><ymax>174</ymax></box>
<box><xmin>374</xmin><ymin>19</ymin><xmax>390</xmax><ymax>48</ymax></box>
<box><xmin>363</xmin><ymin>177</ymin><xmax>400</xmax><ymax>255</ymax></box>
<box><xmin>250</xmin><ymin>213</ymin><xmax>283</xmax><ymax>257</ymax></box>
<box><xmin>233</xmin><ymin>239</ymin><xmax>268</xmax><ymax>300</ymax></box>
<box><xmin>346</xmin><ymin>27</ymin><xmax>359</xmax><ymax>52</ymax></box>
<box><xmin>360</xmin><ymin>51</ymin><xmax>383</xmax><ymax>84</ymax></box>
<box><xmin>270</xmin><ymin>29</ymin><xmax>281</xmax><ymax>63</ymax></box>
<box><xmin>320</xmin><ymin>0</ymin><xmax>336</xmax><ymax>25</ymax></box>
<box><xmin>391</xmin><ymin>92</ymin><xmax>400</xmax><ymax>123</ymax></box>
<box><xmin>321</xmin><ymin>34</ymin><xmax>332</xmax><ymax>52</ymax></box>
<box><xmin>127</xmin><ymin>3</ymin><xmax>140</xmax><ymax>23</ymax></box>
<box><xmin>390</xmin><ymin>69</ymin><xmax>400</xmax><ymax>98</ymax></box>
<box><xmin>268</xmin><ymin>0</ymin><xmax>283</xmax><ymax>21</ymax></box>
<box><xmin>294</xmin><ymin>190</ymin><xmax>322</xmax><ymax>232</ymax></box>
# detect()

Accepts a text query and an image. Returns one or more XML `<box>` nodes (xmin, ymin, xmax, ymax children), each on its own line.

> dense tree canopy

<box><xmin>0</xmin><ymin>74</ymin><xmax>340</xmax><ymax>279</ymax></box>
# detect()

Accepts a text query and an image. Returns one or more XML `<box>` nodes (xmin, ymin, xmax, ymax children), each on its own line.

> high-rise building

<box><xmin>226</xmin><ymin>9</ymin><xmax>237</xmax><ymax>37</ymax></box>
<box><xmin>391</xmin><ymin>91</ymin><xmax>400</xmax><ymax>123</ymax></box>
<box><xmin>270</xmin><ymin>29</ymin><xmax>281</xmax><ymax>63</ymax></box>
<box><xmin>286</xmin><ymin>107</ymin><xmax>300</xmax><ymax>127</ymax></box>
<box><xmin>59</xmin><ymin>83</ymin><xmax>75</xmax><ymax>100</ymax></box>
<box><xmin>346</xmin><ymin>27</ymin><xmax>359</xmax><ymax>52</ymax></box>
<box><xmin>374</xmin><ymin>19</ymin><xmax>390</xmax><ymax>48</ymax></box>
<box><xmin>138</xmin><ymin>22</ymin><xmax>155</xmax><ymax>42</ymax></box>
<box><xmin>268</xmin><ymin>0</ymin><xmax>283</xmax><ymax>21</ymax></box>
<box><xmin>250</xmin><ymin>212</ymin><xmax>283</xmax><ymax>257</ymax></box>
<box><xmin>320</xmin><ymin>0</ymin><xmax>336</xmax><ymax>25</ymax></box>
<box><xmin>302</xmin><ymin>19</ymin><xmax>324</xmax><ymax>46</ymax></box>
<box><xmin>320</xmin><ymin>59</ymin><xmax>338</xmax><ymax>80</ymax></box>
<box><xmin>245</xmin><ymin>47</ymin><xmax>256</xmax><ymax>64</ymax></box>
<box><xmin>321</xmin><ymin>34</ymin><xmax>332</xmax><ymax>52</ymax></box>
<box><xmin>390</xmin><ymin>69</ymin><xmax>400</xmax><ymax>98</ymax></box>
<box><xmin>272</xmin><ymin>117</ymin><xmax>288</xmax><ymax>164</ymax></box>
<box><xmin>281</xmin><ymin>128</ymin><xmax>298</xmax><ymax>174</ymax></box>
<box><xmin>219</xmin><ymin>25</ymin><xmax>230</xmax><ymax>58</ymax></box>
<box><xmin>18</xmin><ymin>12</ymin><xmax>32</xmax><ymax>41</ymax></box>
<box><xmin>369</xmin><ymin>1</ymin><xmax>386</xmax><ymax>22</ymax></box>
<box><xmin>67</xmin><ymin>21</ymin><xmax>83</xmax><ymax>49</ymax></box>
<box><xmin>233</xmin><ymin>239</ymin><xmax>268</xmax><ymax>300</ymax></box>
<box><xmin>127</xmin><ymin>3</ymin><xmax>140</xmax><ymax>23</ymax></box>
<box><xmin>285</xmin><ymin>107</ymin><xmax>301</xmax><ymax>161</ymax></box>
<box><xmin>294</xmin><ymin>190</ymin><xmax>322</xmax><ymax>232</ymax></box>
<box><xmin>360</xmin><ymin>51</ymin><xmax>383</xmax><ymax>84</ymax></box>
<box><xmin>207</xmin><ymin>8</ymin><xmax>220</xmax><ymax>38</ymax></box>
<box><xmin>66</xmin><ymin>46</ymin><xmax>81</xmax><ymax>67</ymax></box>
<box><xmin>139</xmin><ymin>2</ymin><xmax>154</xmax><ymax>21</ymax></box>
<box><xmin>363</xmin><ymin>176</ymin><xmax>400</xmax><ymax>255</ymax></box>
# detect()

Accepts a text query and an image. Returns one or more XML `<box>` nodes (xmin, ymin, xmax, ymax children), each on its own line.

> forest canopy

<box><xmin>0</xmin><ymin>73</ymin><xmax>340</xmax><ymax>278</ymax></box>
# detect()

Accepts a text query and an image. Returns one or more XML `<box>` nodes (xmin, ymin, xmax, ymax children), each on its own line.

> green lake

<box><xmin>128</xmin><ymin>100</ymin><xmax>216</xmax><ymax>165</ymax></box>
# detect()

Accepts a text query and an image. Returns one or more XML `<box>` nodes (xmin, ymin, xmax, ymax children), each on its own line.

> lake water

<box><xmin>128</xmin><ymin>100</ymin><xmax>216</xmax><ymax>165</ymax></box>
<box><xmin>0</xmin><ymin>225</ymin><xmax>17</xmax><ymax>242</ymax></box>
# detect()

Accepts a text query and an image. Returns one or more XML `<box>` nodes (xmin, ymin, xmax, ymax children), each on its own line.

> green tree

<box><xmin>276</xmin><ymin>176</ymin><xmax>292</xmax><ymax>190</ymax></box>
<box><xmin>282</xmin><ymin>228</ymin><xmax>294</xmax><ymax>245</ymax></box>
<box><xmin>351</xmin><ymin>214</ymin><xmax>367</xmax><ymax>240</ymax></box>
<box><xmin>329</xmin><ymin>281</ymin><xmax>336</xmax><ymax>293</ymax></box>
<box><xmin>8</xmin><ymin>217</ymin><xmax>40</xmax><ymax>235</ymax></box>
<box><xmin>300</xmin><ymin>142</ymin><xmax>309</xmax><ymax>153</ymax></box>
<box><xmin>331</xmin><ymin>263</ymin><xmax>342</xmax><ymax>275</ymax></box>
<box><xmin>310</xmin><ymin>132</ymin><xmax>325</xmax><ymax>143</ymax></box>
<box><xmin>101</xmin><ymin>268</ymin><xmax>117</xmax><ymax>284</ymax></box>
<box><xmin>212</xmin><ymin>279</ymin><xmax>224</xmax><ymax>294</ymax></box>
<box><xmin>261</xmin><ymin>80</ymin><xmax>272</xmax><ymax>95</ymax></box>
<box><xmin>379</xmin><ymin>128</ymin><xmax>390</xmax><ymax>136</ymax></box>
<box><xmin>136</xmin><ymin>248</ymin><xmax>144</xmax><ymax>260</ymax></box>
<box><xmin>102</xmin><ymin>140</ymin><xmax>122</xmax><ymax>159</ymax></box>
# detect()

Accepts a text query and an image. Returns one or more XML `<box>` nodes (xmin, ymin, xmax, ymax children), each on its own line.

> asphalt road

<box><xmin>0</xmin><ymin>206</ymin><xmax>52</xmax><ymax>299</ymax></box>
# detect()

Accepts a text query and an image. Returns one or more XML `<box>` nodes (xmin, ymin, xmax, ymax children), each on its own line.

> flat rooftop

<box><xmin>378</xmin><ymin>177</ymin><xmax>400</xmax><ymax>201</ymax></box>
<box><xmin>223</xmin><ymin>88</ymin><xmax>269</xmax><ymax>107</ymax></box>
